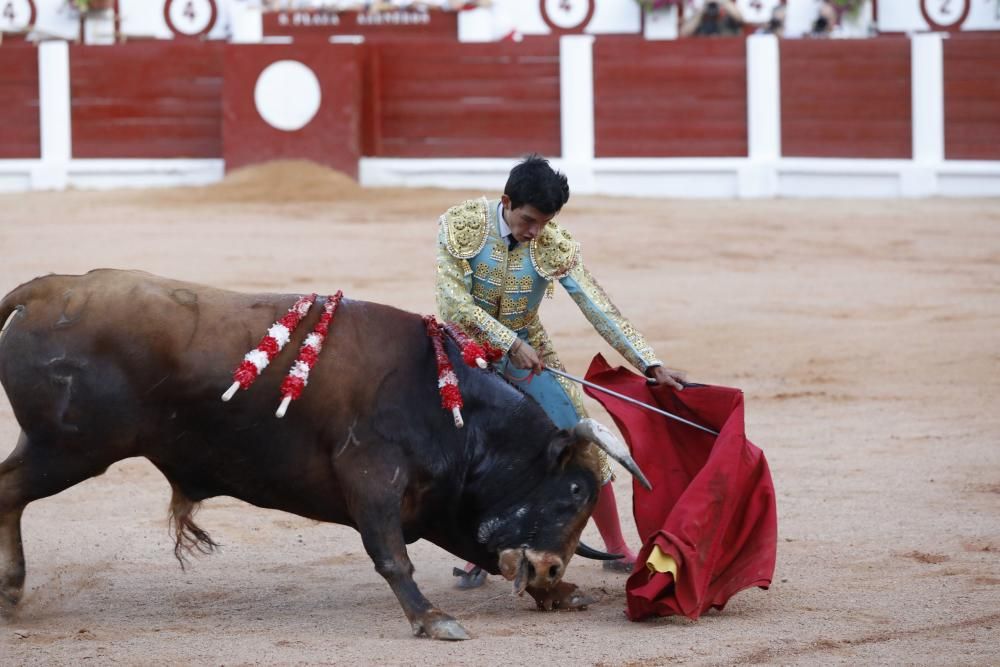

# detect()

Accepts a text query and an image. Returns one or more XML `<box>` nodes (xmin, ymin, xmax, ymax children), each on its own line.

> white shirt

<box><xmin>497</xmin><ymin>201</ymin><xmax>520</xmax><ymax>249</ymax></box>
<box><xmin>497</xmin><ymin>201</ymin><xmax>511</xmax><ymax>239</ymax></box>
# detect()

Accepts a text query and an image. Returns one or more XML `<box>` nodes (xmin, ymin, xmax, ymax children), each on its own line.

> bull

<box><xmin>0</xmin><ymin>269</ymin><xmax>649</xmax><ymax>640</ymax></box>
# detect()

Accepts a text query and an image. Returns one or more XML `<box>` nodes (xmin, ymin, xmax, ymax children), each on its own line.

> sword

<box><xmin>544</xmin><ymin>367</ymin><xmax>720</xmax><ymax>437</ymax></box>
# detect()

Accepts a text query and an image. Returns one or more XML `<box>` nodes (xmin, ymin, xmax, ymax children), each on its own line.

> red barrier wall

<box><xmin>780</xmin><ymin>38</ymin><xmax>911</xmax><ymax>159</ymax></box>
<box><xmin>70</xmin><ymin>42</ymin><xmax>224</xmax><ymax>159</ymax></box>
<box><xmin>223</xmin><ymin>44</ymin><xmax>362</xmax><ymax>177</ymax></box>
<box><xmin>364</xmin><ymin>40</ymin><xmax>561</xmax><ymax>158</ymax></box>
<box><xmin>0</xmin><ymin>46</ymin><xmax>40</xmax><ymax>159</ymax></box>
<box><xmin>944</xmin><ymin>34</ymin><xmax>1000</xmax><ymax>161</ymax></box>
<box><xmin>7</xmin><ymin>37</ymin><xmax>997</xmax><ymax>174</ymax></box>
<box><xmin>593</xmin><ymin>38</ymin><xmax>747</xmax><ymax>158</ymax></box>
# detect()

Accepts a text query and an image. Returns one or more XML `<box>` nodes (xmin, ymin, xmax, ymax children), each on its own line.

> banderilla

<box><xmin>544</xmin><ymin>367</ymin><xmax>720</xmax><ymax>437</ymax></box>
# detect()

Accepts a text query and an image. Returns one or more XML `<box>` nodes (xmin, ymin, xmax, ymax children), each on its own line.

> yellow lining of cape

<box><xmin>646</xmin><ymin>545</ymin><xmax>679</xmax><ymax>581</ymax></box>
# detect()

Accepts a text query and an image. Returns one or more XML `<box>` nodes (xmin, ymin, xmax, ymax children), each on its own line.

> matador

<box><xmin>435</xmin><ymin>155</ymin><xmax>686</xmax><ymax>586</ymax></box>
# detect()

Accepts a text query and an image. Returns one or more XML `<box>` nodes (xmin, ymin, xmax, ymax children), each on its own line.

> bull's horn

<box><xmin>572</xmin><ymin>418</ymin><xmax>653</xmax><ymax>491</ymax></box>
<box><xmin>576</xmin><ymin>542</ymin><xmax>623</xmax><ymax>561</ymax></box>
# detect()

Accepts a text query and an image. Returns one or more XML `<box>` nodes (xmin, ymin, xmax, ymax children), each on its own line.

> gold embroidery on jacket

<box><xmin>473</xmin><ymin>262</ymin><xmax>505</xmax><ymax>286</ymax></box>
<box><xmin>504</xmin><ymin>312</ymin><xmax>537</xmax><ymax>332</ymax></box>
<box><xmin>529</xmin><ymin>222</ymin><xmax>580</xmax><ymax>279</ymax></box>
<box><xmin>473</xmin><ymin>284</ymin><xmax>502</xmax><ymax>308</ymax></box>
<box><xmin>568</xmin><ymin>265</ymin><xmax>660</xmax><ymax>370</ymax></box>
<box><xmin>508</xmin><ymin>247</ymin><xmax>525</xmax><ymax>271</ymax></box>
<box><xmin>444</xmin><ymin>198</ymin><xmax>489</xmax><ymax>259</ymax></box>
<box><xmin>504</xmin><ymin>275</ymin><xmax>535</xmax><ymax>294</ymax></box>
<box><xmin>436</xmin><ymin>220</ymin><xmax>516</xmax><ymax>352</ymax></box>
<box><xmin>490</xmin><ymin>241</ymin><xmax>506</xmax><ymax>261</ymax></box>
<box><xmin>500</xmin><ymin>296</ymin><xmax>529</xmax><ymax>316</ymax></box>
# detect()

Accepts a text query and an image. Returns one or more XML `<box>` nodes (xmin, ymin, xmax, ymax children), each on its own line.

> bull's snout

<box><xmin>498</xmin><ymin>548</ymin><xmax>566</xmax><ymax>593</ymax></box>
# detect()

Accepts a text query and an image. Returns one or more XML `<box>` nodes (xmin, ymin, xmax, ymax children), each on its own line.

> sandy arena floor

<box><xmin>0</xmin><ymin>162</ymin><xmax>998</xmax><ymax>665</ymax></box>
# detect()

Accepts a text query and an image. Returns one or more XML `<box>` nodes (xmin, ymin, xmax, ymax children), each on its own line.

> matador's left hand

<box><xmin>647</xmin><ymin>365</ymin><xmax>687</xmax><ymax>391</ymax></box>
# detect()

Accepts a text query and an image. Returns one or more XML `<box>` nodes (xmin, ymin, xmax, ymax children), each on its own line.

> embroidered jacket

<box><xmin>436</xmin><ymin>197</ymin><xmax>662</xmax><ymax>373</ymax></box>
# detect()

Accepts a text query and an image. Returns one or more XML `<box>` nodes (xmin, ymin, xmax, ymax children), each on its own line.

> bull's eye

<box><xmin>570</xmin><ymin>482</ymin><xmax>581</xmax><ymax>497</ymax></box>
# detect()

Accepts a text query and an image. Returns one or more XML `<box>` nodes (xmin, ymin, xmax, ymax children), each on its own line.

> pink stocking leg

<box><xmin>590</xmin><ymin>482</ymin><xmax>638</xmax><ymax>565</ymax></box>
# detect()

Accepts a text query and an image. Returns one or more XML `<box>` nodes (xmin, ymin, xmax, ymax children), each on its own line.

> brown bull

<box><xmin>0</xmin><ymin>269</ymin><xmax>647</xmax><ymax>640</ymax></box>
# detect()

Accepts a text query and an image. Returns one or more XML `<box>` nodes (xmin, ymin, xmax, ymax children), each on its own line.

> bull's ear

<box><xmin>546</xmin><ymin>430</ymin><xmax>581</xmax><ymax>470</ymax></box>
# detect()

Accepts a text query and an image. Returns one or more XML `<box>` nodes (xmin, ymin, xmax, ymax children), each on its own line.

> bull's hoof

<box><xmin>527</xmin><ymin>581</ymin><xmax>596</xmax><ymax>611</ymax></box>
<box><xmin>411</xmin><ymin>611</ymin><xmax>471</xmax><ymax>641</ymax></box>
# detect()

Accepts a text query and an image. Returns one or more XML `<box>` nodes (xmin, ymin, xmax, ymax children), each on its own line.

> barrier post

<box><xmin>560</xmin><ymin>34</ymin><xmax>596</xmax><ymax>193</ymax></box>
<box><xmin>32</xmin><ymin>41</ymin><xmax>72</xmax><ymax>190</ymax></box>
<box><xmin>903</xmin><ymin>32</ymin><xmax>944</xmax><ymax>196</ymax></box>
<box><xmin>742</xmin><ymin>34</ymin><xmax>780</xmax><ymax>198</ymax></box>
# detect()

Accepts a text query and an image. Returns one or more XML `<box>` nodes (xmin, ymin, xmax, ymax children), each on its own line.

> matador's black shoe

<box><xmin>452</xmin><ymin>566</ymin><xmax>488</xmax><ymax>589</ymax></box>
<box><xmin>603</xmin><ymin>559</ymin><xmax>638</xmax><ymax>573</ymax></box>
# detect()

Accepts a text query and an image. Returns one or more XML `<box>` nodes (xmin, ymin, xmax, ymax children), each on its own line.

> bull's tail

<box><xmin>168</xmin><ymin>484</ymin><xmax>220</xmax><ymax>569</ymax></box>
<box><xmin>0</xmin><ymin>287</ymin><xmax>29</xmax><ymax>340</ymax></box>
<box><xmin>0</xmin><ymin>276</ymin><xmax>49</xmax><ymax>341</ymax></box>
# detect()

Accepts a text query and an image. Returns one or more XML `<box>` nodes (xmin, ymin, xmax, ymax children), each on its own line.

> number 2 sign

<box><xmin>920</xmin><ymin>0</ymin><xmax>971</xmax><ymax>30</ymax></box>
<box><xmin>164</xmin><ymin>0</ymin><xmax>217</xmax><ymax>38</ymax></box>
<box><xmin>540</xmin><ymin>0</ymin><xmax>595</xmax><ymax>33</ymax></box>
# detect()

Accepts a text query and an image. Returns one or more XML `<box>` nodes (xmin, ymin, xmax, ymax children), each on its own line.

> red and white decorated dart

<box><xmin>425</xmin><ymin>316</ymin><xmax>464</xmax><ymax>428</ymax></box>
<box><xmin>442</xmin><ymin>322</ymin><xmax>490</xmax><ymax>369</ymax></box>
<box><xmin>221</xmin><ymin>293</ymin><xmax>315</xmax><ymax>402</ymax></box>
<box><xmin>275</xmin><ymin>291</ymin><xmax>343</xmax><ymax>418</ymax></box>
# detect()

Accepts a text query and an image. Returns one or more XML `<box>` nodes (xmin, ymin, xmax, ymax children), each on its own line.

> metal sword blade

<box><xmin>545</xmin><ymin>367</ymin><xmax>719</xmax><ymax>437</ymax></box>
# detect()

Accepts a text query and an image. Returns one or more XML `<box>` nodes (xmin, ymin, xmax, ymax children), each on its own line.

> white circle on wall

<box><xmin>0</xmin><ymin>0</ymin><xmax>36</xmax><ymax>32</ymax></box>
<box><xmin>921</xmin><ymin>0</ymin><xmax>970</xmax><ymax>29</ymax></box>
<box><xmin>254</xmin><ymin>60</ymin><xmax>322</xmax><ymax>132</ymax></box>
<box><xmin>166</xmin><ymin>0</ymin><xmax>216</xmax><ymax>36</ymax></box>
<box><xmin>542</xmin><ymin>0</ymin><xmax>590</xmax><ymax>30</ymax></box>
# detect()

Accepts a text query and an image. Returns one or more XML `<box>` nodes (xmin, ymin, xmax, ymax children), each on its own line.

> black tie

<box><xmin>507</xmin><ymin>235</ymin><xmax>518</xmax><ymax>251</ymax></box>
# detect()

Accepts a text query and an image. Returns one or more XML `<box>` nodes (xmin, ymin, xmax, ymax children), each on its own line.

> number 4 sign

<box><xmin>0</xmin><ymin>0</ymin><xmax>36</xmax><ymax>33</ymax></box>
<box><xmin>164</xmin><ymin>0</ymin><xmax>217</xmax><ymax>38</ymax></box>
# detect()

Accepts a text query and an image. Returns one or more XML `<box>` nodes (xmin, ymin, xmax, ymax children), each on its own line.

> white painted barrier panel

<box><xmin>35</xmin><ymin>40</ymin><xmax>70</xmax><ymax>190</ymax></box>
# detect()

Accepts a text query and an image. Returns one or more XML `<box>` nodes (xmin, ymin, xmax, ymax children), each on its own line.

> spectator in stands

<box><xmin>809</xmin><ymin>0</ymin><xmax>838</xmax><ymax>37</ymax></box>
<box><xmin>755</xmin><ymin>4</ymin><xmax>785</xmax><ymax>37</ymax></box>
<box><xmin>681</xmin><ymin>0</ymin><xmax>744</xmax><ymax>37</ymax></box>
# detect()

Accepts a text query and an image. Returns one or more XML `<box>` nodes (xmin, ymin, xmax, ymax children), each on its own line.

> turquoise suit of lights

<box><xmin>436</xmin><ymin>198</ymin><xmax>663</xmax><ymax>481</ymax></box>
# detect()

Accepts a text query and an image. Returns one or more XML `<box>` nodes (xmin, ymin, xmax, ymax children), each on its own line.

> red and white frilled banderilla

<box><xmin>425</xmin><ymin>317</ymin><xmax>511</xmax><ymax>428</ymax></box>
<box><xmin>220</xmin><ymin>291</ymin><xmax>344</xmax><ymax>418</ymax></box>
<box><xmin>220</xmin><ymin>296</ymin><xmax>494</xmax><ymax>427</ymax></box>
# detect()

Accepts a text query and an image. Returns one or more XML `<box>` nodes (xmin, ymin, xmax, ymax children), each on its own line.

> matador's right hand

<box><xmin>509</xmin><ymin>339</ymin><xmax>544</xmax><ymax>375</ymax></box>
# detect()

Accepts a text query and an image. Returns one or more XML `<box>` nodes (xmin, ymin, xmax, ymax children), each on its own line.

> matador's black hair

<box><xmin>503</xmin><ymin>154</ymin><xmax>570</xmax><ymax>215</ymax></box>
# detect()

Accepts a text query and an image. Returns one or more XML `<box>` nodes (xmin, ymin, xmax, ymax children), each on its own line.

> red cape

<box><xmin>583</xmin><ymin>355</ymin><xmax>777</xmax><ymax>621</ymax></box>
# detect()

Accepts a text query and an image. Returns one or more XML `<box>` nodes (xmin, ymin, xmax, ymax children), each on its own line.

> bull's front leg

<box><xmin>339</xmin><ymin>444</ymin><xmax>469</xmax><ymax>641</ymax></box>
<box><xmin>0</xmin><ymin>507</ymin><xmax>25</xmax><ymax>616</ymax></box>
<box><xmin>354</xmin><ymin>509</ymin><xmax>470</xmax><ymax>640</ymax></box>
